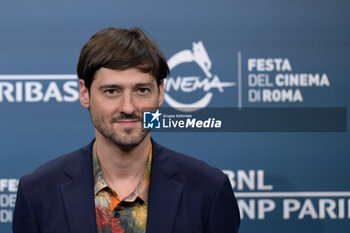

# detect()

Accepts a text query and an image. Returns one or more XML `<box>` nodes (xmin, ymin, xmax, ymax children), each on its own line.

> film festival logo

<box><xmin>164</xmin><ymin>41</ymin><xmax>236</xmax><ymax>112</ymax></box>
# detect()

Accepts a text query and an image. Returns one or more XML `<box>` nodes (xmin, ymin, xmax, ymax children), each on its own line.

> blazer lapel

<box><xmin>146</xmin><ymin>140</ymin><xmax>184</xmax><ymax>233</ymax></box>
<box><xmin>59</xmin><ymin>143</ymin><xmax>97</xmax><ymax>233</ymax></box>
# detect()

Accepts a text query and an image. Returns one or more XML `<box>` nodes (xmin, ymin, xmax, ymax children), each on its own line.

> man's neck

<box><xmin>94</xmin><ymin>131</ymin><xmax>151</xmax><ymax>198</ymax></box>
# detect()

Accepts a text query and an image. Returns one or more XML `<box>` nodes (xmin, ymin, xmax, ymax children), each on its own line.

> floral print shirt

<box><xmin>93</xmin><ymin>142</ymin><xmax>152</xmax><ymax>233</ymax></box>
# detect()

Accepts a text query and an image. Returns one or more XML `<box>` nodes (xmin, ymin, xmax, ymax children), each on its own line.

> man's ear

<box><xmin>158</xmin><ymin>81</ymin><xmax>164</xmax><ymax>107</ymax></box>
<box><xmin>79</xmin><ymin>79</ymin><xmax>90</xmax><ymax>109</ymax></box>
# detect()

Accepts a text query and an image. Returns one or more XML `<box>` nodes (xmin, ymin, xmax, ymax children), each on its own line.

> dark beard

<box><xmin>91</xmin><ymin>112</ymin><xmax>150</xmax><ymax>150</ymax></box>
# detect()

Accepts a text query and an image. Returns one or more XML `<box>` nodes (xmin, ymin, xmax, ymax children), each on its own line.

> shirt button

<box><xmin>113</xmin><ymin>210</ymin><xmax>120</xmax><ymax>218</ymax></box>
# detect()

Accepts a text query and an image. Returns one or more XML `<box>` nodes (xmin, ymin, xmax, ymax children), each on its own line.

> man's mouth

<box><xmin>116</xmin><ymin>120</ymin><xmax>139</xmax><ymax>127</ymax></box>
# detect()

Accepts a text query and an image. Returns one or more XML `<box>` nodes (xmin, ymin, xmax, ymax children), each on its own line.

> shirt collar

<box><xmin>92</xmin><ymin>141</ymin><xmax>152</xmax><ymax>204</ymax></box>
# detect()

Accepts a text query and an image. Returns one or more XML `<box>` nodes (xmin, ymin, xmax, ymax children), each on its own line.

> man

<box><xmin>13</xmin><ymin>27</ymin><xmax>240</xmax><ymax>233</ymax></box>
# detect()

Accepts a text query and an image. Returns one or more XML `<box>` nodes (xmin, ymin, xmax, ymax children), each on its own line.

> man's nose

<box><xmin>119</xmin><ymin>93</ymin><xmax>136</xmax><ymax>115</ymax></box>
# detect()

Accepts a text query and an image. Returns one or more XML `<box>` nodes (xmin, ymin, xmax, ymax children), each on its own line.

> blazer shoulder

<box><xmin>20</xmin><ymin>141</ymin><xmax>93</xmax><ymax>186</ymax></box>
<box><xmin>153</xmin><ymin>141</ymin><xmax>227</xmax><ymax>186</ymax></box>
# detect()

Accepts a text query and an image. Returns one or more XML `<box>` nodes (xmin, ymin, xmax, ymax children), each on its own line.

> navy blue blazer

<box><xmin>13</xmin><ymin>140</ymin><xmax>240</xmax><ymax>233</ymax></box>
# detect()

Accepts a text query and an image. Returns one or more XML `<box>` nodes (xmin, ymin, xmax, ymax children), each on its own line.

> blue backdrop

<box><xmin>1</xmin><ymin>0</ymin><xmax>350</xmax><ymax>232</ymax></box>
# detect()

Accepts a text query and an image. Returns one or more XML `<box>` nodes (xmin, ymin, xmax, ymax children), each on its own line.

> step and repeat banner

<box><xmin>1</xmin><ymin>0</ymin><xmax>349</xmax><ymax>232</ymax></box>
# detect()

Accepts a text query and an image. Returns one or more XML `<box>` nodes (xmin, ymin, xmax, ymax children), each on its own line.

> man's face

<box><xmin>79</xmin><ymin>67</ymin><xmax>164</xmax><ymax>149</ymax></box>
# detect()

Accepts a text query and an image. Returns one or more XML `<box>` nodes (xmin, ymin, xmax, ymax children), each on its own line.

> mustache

<box><xmin>110</xmin><ymin>113</ymin><xmax>142</xmax><ymax>123</ymax></box>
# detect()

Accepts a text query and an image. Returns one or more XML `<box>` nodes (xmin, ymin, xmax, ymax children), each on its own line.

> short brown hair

<box><xmin>77</xmin><ymin>27</ymin><xmax>169</xmax><ymax>90</ymax></box>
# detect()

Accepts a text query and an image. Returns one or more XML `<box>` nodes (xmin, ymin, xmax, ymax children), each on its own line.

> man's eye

<box><xmin>105</xmin><ymin>89</ymin><xmax>118</xmax><ymax>95</ymax></box>
<box><xmin>138</xmin><ymin>88</ymin><xmax>150</xmax><ymax>94</ymax></box>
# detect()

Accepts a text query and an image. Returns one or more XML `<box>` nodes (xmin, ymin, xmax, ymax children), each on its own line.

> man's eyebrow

<box><xmin>98</xmin><ymin>82</ymin><xmax>155</xmax><ymax>90</ymax></box>
<box><xmin>134</xmin><ymin>82</ymin><xmax>154</xmax><ymax>87</ymax></box>
<box><xmin>98</xmin><ymin>84</ymin><xmax>121</xmax><ymax>90</ymax></box>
